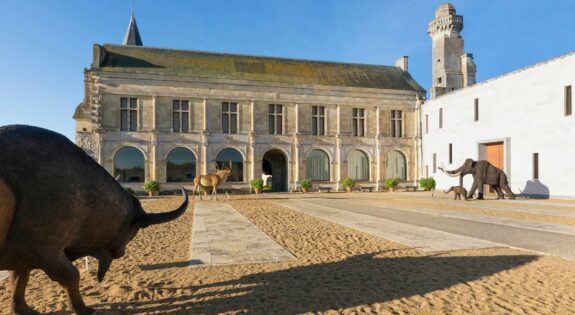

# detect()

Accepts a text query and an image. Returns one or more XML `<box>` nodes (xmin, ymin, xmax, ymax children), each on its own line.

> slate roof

<box><xmin>94</xmin><ymin>44</ymin><xmax>425</xmax><ymax>92</ymax></box>
<box><xmin>122</xmin><ymin>13</ymin><xmax>143</xmax><ymax>46</ymax></box>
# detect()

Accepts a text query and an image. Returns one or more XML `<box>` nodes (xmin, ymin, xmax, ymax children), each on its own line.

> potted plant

<box><xmin>251</xmin><ymin>178</ymin><xmax>264</xmax><ymax>194</ymax></box>
<box><xmin>419</xmin><ymin>177</ymin><xmax>436</xmax><ymax>191</ymax></box>
<box><xmin>341</xmin><ymin>178</ymin><xmax>355</xmax><ymax>192</ymax></box>
<box><xmin>385</xmin><ymin>178</ymin><xmax>399</xmax><ymax>192</ymax></box>
<box><xmin>300</xmin><ymin>179</ymin><xmax>312</xmax><ymax>193</ymax></box>
<box><xmin>144</xmin><ymin>181</ymin><xmax>161</xmax><ymax>197</ymax></box>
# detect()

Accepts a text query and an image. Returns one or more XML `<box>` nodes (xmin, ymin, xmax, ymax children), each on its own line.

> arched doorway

<box><xmin>262</xmin><ymin>149</ymin><xmax>288</xmax><ymax>192</ymax></box>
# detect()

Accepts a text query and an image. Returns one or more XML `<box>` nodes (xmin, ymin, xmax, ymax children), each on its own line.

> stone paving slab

<box><xmin>354</xmin><ymin>199</ymin><xmax>575</xmax><ymax>236</ymax></box>
<box><xmin>190</xmin><ymin>202</ymin><xmax>295</xmax><ymax>267</ymax></box>
<box><xmin>273</xmin><ymin>199</ymin><xmax>501</xmax><ymax>252</ymax></box>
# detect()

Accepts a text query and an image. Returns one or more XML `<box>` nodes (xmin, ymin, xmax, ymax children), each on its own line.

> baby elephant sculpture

<box><xmin>0</xmin><ymin>125</ymin><xmax>188</xmax><ymax>315</ymax></box>
<box><xmin>444</xmin><ymin>186</ymin><xmax>468</xmax><ymax>200</ymax></box>
<box><xmin>439</xmin><ymin>159</ymin><xmax>515</xmax><ymax>200</ymax></box>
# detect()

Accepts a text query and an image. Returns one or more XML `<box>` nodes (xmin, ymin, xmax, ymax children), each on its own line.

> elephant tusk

<box><xmin>438</xmin><ymin>162</ymin><xmax>461</xmax><ymax>177</ymax></box>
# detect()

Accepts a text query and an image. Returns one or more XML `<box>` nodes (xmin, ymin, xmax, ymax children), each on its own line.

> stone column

<box><xmin>150</xmin><ymin>132</ymin><xmax>158</xmax><ymax>181</ymax></box>
<box><xmin>151</xmin><ymin>95</ymin><xmax>158</xmax><ymax>131</ymax></box>
<box><xmin>292</xmin><ymin>103</ymin><xmax>300</xmax><ymax>191</ymax></box>
<box><xmin>335</xmin><ymin>104</ymin><xmax>341</xmax><ymax>191</ymax></box>
<box><xmin>375</xmin><ymin>106</ymin><xmax>381</xmax><ymax>191</ymax></box>
<box><xmin>249</xmin><ymin>100</ymin><xmax>256</xmax><ymax>181</ymax></box>
<box><xmin>201</xmin><ymin>98</ymin><xmax>208</xmax><ymax>174</ymax></box>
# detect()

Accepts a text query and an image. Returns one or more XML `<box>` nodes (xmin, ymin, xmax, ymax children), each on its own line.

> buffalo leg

<box><xmin>10</xmin><ymin>269</ymin><xmax>38</xmax><ymax>315</ymax></box>
<box><xmin>41</xmin><ymin>254</ymin><xmax>94</xmax><ymax>315</ymax></box>
<box><xmin>502</xmin><ymin>184</ymin><xmax>516</xmax><ymax>200</ymax></box>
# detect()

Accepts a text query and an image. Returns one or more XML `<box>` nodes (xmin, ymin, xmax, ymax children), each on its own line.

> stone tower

<box><xmin>428</xmin><ymin>3</ymin><xmax>476</xmax><ymax>98</ymax></box>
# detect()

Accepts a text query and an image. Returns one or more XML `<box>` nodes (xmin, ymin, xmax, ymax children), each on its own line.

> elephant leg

<box><xmin>41</xmin><ymin>253</ymin><xmax>95</xmax><ymax>315</ymax></box>
<box><xmin>493</xmin><ymin>186</ymin><xmax>504</xmax><ymax>199</ymax></box>
<box><xmin>10</xmin><ymin>269</ymin><xmax>39</xmax><ymax>315</ymax></box>
<box><xmin>502</xmin><ymin>184</ymin><xmax>516</xmax><ymax>200</ymax></box>
<box><xmin>467</xmin><ymin>182</ymin><xmax>478</xmax><ymax>199</ymax></box>
<box><xmin>476</xmin><ymin>182</ymin><xmax>485</xmax><ymax>200</ymax></box>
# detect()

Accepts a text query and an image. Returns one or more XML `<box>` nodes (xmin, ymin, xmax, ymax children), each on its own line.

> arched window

<box><xmin>114</xmin><ymin>147</ymin><xmax>145</xmax><ymax>183</ymax></box>
<box><xmin>306</xmin><ymin>150</ymin><xmax>330</xmax><ymax>181</ymax></box>
<box><xmin>348</xmin><ymin>150</ymin><xmax>369</xmax><ymax>181</ymax></box>
<box><xmin>167</xmin><ymin>148</ymin><xmax>196</xmax><ymax>182</ymax></box>
<box><xmin>386</xmin><ymin>150</ymin><xmax>407</xmax><ymax>181</ymax></box>
<box><xmin>216</xmin><ymin>148</ymin><xmax>243</xmax><ymax>182</ymax></box>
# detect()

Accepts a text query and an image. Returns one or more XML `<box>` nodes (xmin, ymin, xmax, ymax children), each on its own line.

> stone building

<box><xmin>422</xmin><ymin>4</ymin><xmax>575</xmax><ymax>198</ymax></box>
<box><xmin>74</xmin><ymin>13</ymin><xmax>426</xmax><ymax>192</ymax></box>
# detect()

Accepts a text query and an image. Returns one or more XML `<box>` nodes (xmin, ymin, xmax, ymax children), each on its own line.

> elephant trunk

<box><xmin>439</xmin><ymin>162</ymin><xmax>462</xmax><ymax>177</ymax></box>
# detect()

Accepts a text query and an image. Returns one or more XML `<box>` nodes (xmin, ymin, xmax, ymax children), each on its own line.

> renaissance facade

<box><xmin>74</xmin><ymin>14</ymin><xmax>425</xmax><ymax>192</ymax></box>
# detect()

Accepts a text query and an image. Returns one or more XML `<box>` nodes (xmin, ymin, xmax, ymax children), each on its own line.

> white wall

<box><xmin>422</xmin><ymin>52</ymin><xmax>575</xmax><ymax>198</ymax></box>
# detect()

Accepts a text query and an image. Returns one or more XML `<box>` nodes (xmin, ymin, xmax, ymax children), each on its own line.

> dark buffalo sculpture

<box><xmin>0</xmin><ymin>125</ymin><xmax>188</xmax><ymax>314</ymax></box>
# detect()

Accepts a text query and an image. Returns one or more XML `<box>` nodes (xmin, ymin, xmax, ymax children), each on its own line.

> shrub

<box><xmin>143</xmin><ymin>181</ymin><xmax>161</xmax><ymax>193</ymax></box>
<box><xmin>341</xmin><ymin>178</ymin><xmax>355</xmax><ymax>189</ymax></box>
<box><xmin>300</xmin><ymin>179</ymin><xmax>312</xmax><ymax>189</ymax></box>
<box><xmin>250</xmin><ymin>178</ymin><xmax>264</xmax><ymax>189</ymax></box>
<box><xmin>123</xmin><ymin>187</ymin><xmax>136</xmax><ymax>196</ymax></box>
<box><xmin>419</xmin><ymin>177</ymin><xmax>436</xmax><ymax>191</ymax></box>
<box><xmin>384</xmin><ymin>178</ymin><xmax>399</xmax><ymax>189</ymax></box>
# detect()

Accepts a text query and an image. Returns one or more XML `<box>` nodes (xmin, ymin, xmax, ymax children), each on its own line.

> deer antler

<box><xmin>213</xmin><ymin>161</ymin><xmax>220</xmax><ymax>171</ymax></box>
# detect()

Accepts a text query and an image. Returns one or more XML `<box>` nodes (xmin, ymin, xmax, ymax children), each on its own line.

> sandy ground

<box><xmin>1</xmin><ymin>196</ymin><xmax>575</xmax><ymax>314</ymax></box>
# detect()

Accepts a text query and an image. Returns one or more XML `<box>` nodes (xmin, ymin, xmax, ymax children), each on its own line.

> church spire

<box><xmin>122</xmin><ymin>12</ymin><xmax>143</xmax><ymax>46</ymax></box>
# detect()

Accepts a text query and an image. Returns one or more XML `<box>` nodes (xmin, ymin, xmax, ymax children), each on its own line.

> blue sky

<box><xmin>1</xmin><ymin>0</ymin><xmax>574</xmax><ymax>140</ymax></box>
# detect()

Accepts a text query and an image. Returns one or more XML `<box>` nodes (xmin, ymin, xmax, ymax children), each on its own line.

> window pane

<box><xmin>222</xmin><ymin>102</ymin><xmax>229</xmax><ymax>112</ymax></box>
<box><xmin>319</xmin><ymin>106</ymin><xmax>324</xmax><ymax>115</ymax></box>
<box><xmin>182</xmin><ymin>100</ymin><xmax>189</xmax><ymax>110</ymax></box>
<box><xmin>319</xmin><ymin>117</ymin><xmax>325</xmax><ymax>135</ymax></box>
<box><xmin>230</xmin><ymin>102</ymin><xmax>237</xmax><ymax>112</ymax></box>
<box><xmin>359</xmin><ymin>109</ymin><xmax>365</xmax><ymax>117</ymax></box>
<box><xmin>216</xmin><ymin>148</ymin><xmax>243</xmax><ymax>182</ymax></box>
<box><xmin>352</xmin><ymin>119</ymin><xmax>357</xmax><ymax>136</ymax></box>
<box><xmin>312</xmin><ymin>106</ymin><xmax>317</xmax><ymax>115</ymax></box>
<box><xmin>398</xmin><ymin>120</ymin><xmax>403</xmax><ymax>137</ymax></box>
<box><xmin>167</xmin><ymin>148</ymin><xmax>196</xmax><ymax>182</ymax></box>
<box><xmin>182</xmin><ymin>112</ymin><xmax>189</xmax><ymax>132</ymax></box>
<box><xmin>276</xmin><ymin>115</ymin><xmax>282</xmax><ymax>134</ymax></box>
<box><xmin>130</xmin><ymin>110</ymin><xmax>137</xmax><ymax>131</ymax></box>
<box><xmin>359</xmin><ymin>119</ymin><xmax>364</xmax><ymax>137</ymax></box>
<box><xmin>230</xmin><ymin>114</ymin><xmax>237</xmax><ymax>133</ymax></box>
<box><xmin>222</xmin><ymin>114</ymin><xmax>229</xmax><ymax>133</ymax></box>
<box><xmin>391</xmin><ymin>120</ymin><xmax>396</xmax><ymax>137</ymax></box>
<box><xmin>277</xmin><ymin>104</ymin><xmax>282</xmax><ymax>113</ymax></box>
<box><xmin>173</xmin><ymin>100</ymin><xmax>180</xmax><ymax>110</ymax></box>
<box><xmin>269</xmin><ymin>104</ymin><xmax>274</xmax><ymax>113</ymax></box>
<box><xmin>114</xmin><ymin>147</ymin><xmax>145</xmax><ymax>182</ymax></box>
<box><xmin>120</xmin><ymin>97</ymin><xmax>128</xmax><ymax>108</ymax></box>
<box><xmin>269</xmin><ymin>115</ymin><xmax>275</xmax><ymax>134</ymax></box>
<box><xmin>352</xmin><ymin>108</ymin><xmax>357</xmax><ymax>117</ymax></box>
<box><xmin>121</xmin><ymin>110</ymin><xmax>128</xmax><ymax>131</ymax></box>
<box><xmin>312</xmin><ymin>117</ymin><xmax>317</xmax><ymax>135</ymax></box>
<box><xmin>130</xmin><ymin>98</ymin><xmax>137</xmax><ymax>109</ymax></box>
<box><xmin>173</xmin><ymin>112</ymin><xmax>180</xmax><ymax>132</ymax></box>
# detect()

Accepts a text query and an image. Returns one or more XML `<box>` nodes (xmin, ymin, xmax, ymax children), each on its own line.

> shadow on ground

<box><xmin>96</xmin><ymin>252</ymin><xmax>538</xmax><ymax>314</ymax></box>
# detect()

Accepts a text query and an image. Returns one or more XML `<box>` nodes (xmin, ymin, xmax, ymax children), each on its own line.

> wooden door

<box><xmin>484</xmin><ymin>142</ymin><xmax>504</xmax><ymax>193</ymax></box>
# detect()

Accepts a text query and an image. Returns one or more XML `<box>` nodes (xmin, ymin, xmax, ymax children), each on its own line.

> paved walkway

<box><xmin>299</xmin><ymin>198</ymin><xmax>575</xmax><ymax>260</ymax></box>
<box><xmin>273</xmin><ymin>199</ymin><xmax>500</xmax><ymax>252</ymax></box>
<box><xmin>190</xmin><ymin>202</ymin><xmax>295</xmax><ymax>266</ymax></box>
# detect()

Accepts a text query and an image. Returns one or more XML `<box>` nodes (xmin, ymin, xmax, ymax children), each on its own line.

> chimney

<box><xmin>395</xmin><ymin>56</ymin><xmax>409</xmax><ymax>72</ymax></box>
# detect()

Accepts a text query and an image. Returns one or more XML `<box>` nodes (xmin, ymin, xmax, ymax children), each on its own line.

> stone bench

<box><xmin>359</xmin><ymin>185</ymin><xmax>375</xmax><ymax>192</ymax></box>
<box><xmin>318</xmin><ymin>186</ymin><xmax>333</xmax><ymax>193</ymax></box>
<box><xmin>403</xmin><ymin>185</ymin><xmax>418</xmax><ymax>192</ymax></box>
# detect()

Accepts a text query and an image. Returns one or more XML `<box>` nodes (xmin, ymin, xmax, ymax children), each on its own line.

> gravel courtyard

<box><xmin>1</xmin><ymin>192</ymin><xmax>575</xmax><ymax>314</ymax></box>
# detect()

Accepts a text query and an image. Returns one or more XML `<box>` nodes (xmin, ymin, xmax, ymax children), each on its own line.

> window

<box><xmin>120</xmin><ymin>97</ymin><xmax>138</xmax><ymax>131</ymax></box>
<box><xmin>533</xmin><ymin>153</ymin><xmax>539</xmax><ymax>180</ymax></box>
<box><xmin>268</xmin><ymin>104</ymin><xmax>283</xmax><ymax>134</ymax></box>
<box><xmin>425</xmin><ymin>165</ymin><xmax>429</xmax><ymax>178</ymax></box>
<box><xmin>222</xmin><ymin>102</ymin><xmax>238</xmax><ymax>134</ymax></box>
<box><xmin>312</xmin><ymin>106</ymin><xmax>325</xmax><ymax>136</ymax></box>
<box><xmin>439</xmin><ymin>108</ymin><xmax>443</xmax><ymax>128</ymax></box>
<box><xmin>425</xmin><ymin>115</ymin><xmax>429</xmax><ymax>134</ymax></box>
<box><xmin>474</xmin><ymin>98</ymin><xmax>479</xmax><ymax>121</ymax></box>
<box><xmin>352</xmin><ymin>108</ymin><xmax>366</xmax><ymax>137</ymax></box>
<box><xmin>216</xmin><ymin>148</ymin><xmax>243</xmax><ymax>182</ymax></box>
<box><xmin>449</xmin><ymin>143</ymin><xmax>453</xmax><ymax>164</ymax></box>
<box><xmin>437</xmin><ymin>77</ymin><xmax>442</xmax><ymax>84</ymax></box>
<box><xmin>348</xmin><ymin>150</ymin><xmax>369</xmax><ymax>181</ymax></box>
<box><xmin>306</xmin><ymin>150</ymin><xmax>329</xmax><ymax>181</ymax></box>
<box><xmin>391</xmin><ymin>110</ymin><xmax>403</xmax><ymax>137</ymax></box>
<box><xmin>173</xmin><ymin>100</ymin><xmax>190</xmax><ymax>132</ymax></box>
<box><xmin>386</xmin><ymin>151</ymin><xmax>406</xmax><ymax>180</ymax></box>
<box><xmin>114</xmin><ymin>147</ymin><xmax>145</xmax><ymax>182</ymax></box>
<box><xmin>433</xmin><ymin>153</ymin><xmax>437</xmax><ymax>173</ymax></box>
<box><xmin>166</xmin><ymin>148</ymin><xmax>196</xmax><ymax>182</ymax></box>
<box><xmin>566</xmin><ymin>86</ymin><xmax>572</xmax><ymax>116</ymax></box>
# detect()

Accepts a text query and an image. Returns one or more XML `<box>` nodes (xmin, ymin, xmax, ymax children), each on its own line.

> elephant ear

<box><xmin>471</xmin><ymin>161</ymin><xmax>477</xmax><ymax>168</ymax></box>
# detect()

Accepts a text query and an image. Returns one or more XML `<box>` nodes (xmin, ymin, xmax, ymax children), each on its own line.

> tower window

<box><xmin>566</xmin><ymin>85</ymin><xmax>572</xmax><ymax>116</ymax></box>
<box><xmin>433</xmin><ymin>153</ymin><xmax>437</xmax><ymax>173</ymax></box>
<box><xmin>437</xmin><ymin>77</ymin><xmax>442</xmax><ymax>84</ymax></box>
<box><xmin>439</xmin><ymin>108</ymin><xmax>443</xmax><ymax>129</ymax></box>
<box><xmin>474</xmin><ymin>98</ymin><xmax>479</xmax><ymax>121</ymax></box>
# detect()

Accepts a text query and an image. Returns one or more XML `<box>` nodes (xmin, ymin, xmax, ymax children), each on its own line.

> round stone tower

<box><xmin>428</xmin><ymin>3</ymin><xmax>476</xmax><ymax>98</ymax></box>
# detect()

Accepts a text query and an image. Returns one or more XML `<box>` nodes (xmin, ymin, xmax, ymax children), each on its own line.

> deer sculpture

<box><xmin>192</xmin><ymin>161</ymin><xmax>232</xmax><ymax>200</ymax></box>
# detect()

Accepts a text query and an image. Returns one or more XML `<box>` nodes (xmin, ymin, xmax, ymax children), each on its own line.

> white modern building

<box><xmin>422</xmin><ymin>4</ymin><xmax>575</xmax><ymax>198</ymax></box>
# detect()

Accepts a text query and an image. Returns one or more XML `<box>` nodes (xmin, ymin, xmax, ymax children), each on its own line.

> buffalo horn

<box><xmin>137</xmin><ymin>188</ymin><xmax>188</xmax><ymax>228</ymax></box>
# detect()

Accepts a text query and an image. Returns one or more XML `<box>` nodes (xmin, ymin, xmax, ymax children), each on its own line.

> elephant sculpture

<box><xmin>439</xmin><ymin>158</ymin><xmax>515</xmax><ymax>200</ymax></box>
